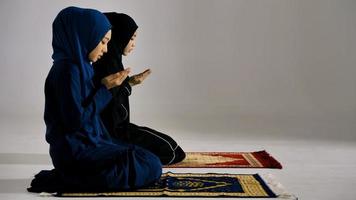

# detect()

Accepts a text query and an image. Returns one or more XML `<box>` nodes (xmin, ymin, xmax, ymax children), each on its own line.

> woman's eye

<box><xmin>101</xmin><ymin>41</ymin><xmax>106</xmax><ymax>44</ymax></box>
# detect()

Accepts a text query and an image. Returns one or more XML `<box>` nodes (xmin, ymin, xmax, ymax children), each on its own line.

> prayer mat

<box><xmin>57</xmin><ymin>172</ymin><xmax>277</xmax><ymax>198</ymax></box>
<box><xmin>165</xmin><ymin>150</ymin><xmax>282</xmax><ymax>169</ymax></box>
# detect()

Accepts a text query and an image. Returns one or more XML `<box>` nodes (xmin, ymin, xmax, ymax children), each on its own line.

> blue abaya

<box><xmin>28</xmin><ymin>7</ymin><xmax>161</xmax><ymax>193</ymax></box>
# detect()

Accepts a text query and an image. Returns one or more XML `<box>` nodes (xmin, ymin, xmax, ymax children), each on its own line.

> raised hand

<box><xmin>128</xmin><ymin>69</ymin><xmax>151</xmax><ymax>86</ymax></box>
<box><xmin>101</xmin><ymin>68</ymin><xmax>131</xmax><ymax>90</ymax></box>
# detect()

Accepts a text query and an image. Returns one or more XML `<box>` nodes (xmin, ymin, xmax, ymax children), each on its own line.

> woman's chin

<box><xmin>92</xmin><ymin>56</ymin><xmax>102</xmax><ymax>62</ymax></box>
<box><xmin>123</xmin><ymin>50</ymin><xmax>132</xmax><ymax>56</ymax></box>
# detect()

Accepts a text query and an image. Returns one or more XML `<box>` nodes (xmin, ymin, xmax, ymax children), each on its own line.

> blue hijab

<box><xmin>51</xmin><ymin>6</ymin><xmax>111</xmax><ymax>97</ymax></box>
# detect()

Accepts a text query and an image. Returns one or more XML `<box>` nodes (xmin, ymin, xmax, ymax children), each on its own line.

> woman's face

<box><xmin>123</xmin><ymin>30</ymin><xmax>137</xmax><ymax>56</ymax></box>
<box><xmin>88</xmin><ymin>30</ymin><xmax>112</xmax><ymax>62</ymax></box>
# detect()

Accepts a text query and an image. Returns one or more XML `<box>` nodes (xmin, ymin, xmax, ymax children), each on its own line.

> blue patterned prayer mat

<box><xmin>57</xmin><ymin>172</ymin><xmax>276</xmax><ymax>198</ymax></box>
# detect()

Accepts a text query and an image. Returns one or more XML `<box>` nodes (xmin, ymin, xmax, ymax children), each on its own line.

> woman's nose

<box><xmin>103</xmin><ymin>45</ymin><xmax>108</xmax><ymax>53</ymax></box>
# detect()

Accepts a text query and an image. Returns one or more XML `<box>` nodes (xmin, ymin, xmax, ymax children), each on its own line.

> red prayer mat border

<box><xmin>164</xmin><ymin>150</ymin><xmax>282</xmax><ymax>169</ymax></box>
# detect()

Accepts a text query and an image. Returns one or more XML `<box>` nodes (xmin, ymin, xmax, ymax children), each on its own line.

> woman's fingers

<box><xmin>101</xmin><ymin>72</ymin><xmax>118</xmax><ymax>84</ymax></box>
<box><xmin>130</xmin><ymin>68</ymin><xmax>151</xmax><ymax>85</ymax></box>
<box><xmin>113</xmin><ymin>68</ymin><xmax>131</xmax><ymax>80</ymax></box>
<box><xmin>108</xmin><ymin>67</ymin><xmax>131</xmax><ymax>80</ymax></box>
<box><xmin>117</xmin><ymin>73</ymin><xmax>128</xmax><ymax>83</ymax></box>
<box><xmin>113</xmin><ymin>68</ymin><xmax>130</xmax><ymax>79</ymax></box>
<box><xmin>140</xmin><ymin>69</ymin><xmax>151</xmax><ymax>80</ymax></box>
<box><xmin>104</xmin><ymin>72</ymin><xmax>119</xmax><ymax>81</ymax></box>
<box><xmin>106</xmin><ymin>75</ymin><xmax>127</xmax><ymax>89</ymax></box>
<box><xmin>113</xmin><ymin>69</ymin><xmax>130</xmax><ymax>85</ymax></box>
<box><xmin>101</xmin><ymin>68</ymin><xmax>131</xmax><ymax>89</ymax></box>
<box><xmin>143</xmin><ymin>69</ymin><xmax>151</xmax><ymax>74</ymax></box>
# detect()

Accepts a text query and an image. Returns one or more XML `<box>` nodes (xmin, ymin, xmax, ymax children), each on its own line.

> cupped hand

<box><xmin>128</xmin><ymin>69</ymin><xmax>151</xmax><ymax>86</ymax></box>
<box><xmin>101</xmin><ymin>68</ymin><xmax>131</xmax><ymax>90</ymax></box>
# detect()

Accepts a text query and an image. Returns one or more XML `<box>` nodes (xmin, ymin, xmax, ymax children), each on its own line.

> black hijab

<box><xmin>93</xmin><ymin>13</ymin><xmax>138</xmax><ymax>139</ymax></box>
<box><xmin>93</xmin><ymin>13</ymin><xmax>138</xmax><ymax>82</ymax></box>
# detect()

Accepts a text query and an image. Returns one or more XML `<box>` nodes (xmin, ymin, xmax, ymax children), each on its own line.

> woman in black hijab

<box><xmin>93</xmin><ymin>13</ymin><xmax>186</xmax><ymax>165</ymax></box>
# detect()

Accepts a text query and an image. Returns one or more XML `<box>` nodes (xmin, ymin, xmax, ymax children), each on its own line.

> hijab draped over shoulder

<box><xmin>52</xmin><ymin>6</ymin><xmax>111</xmax><ymax>97</ymax></box>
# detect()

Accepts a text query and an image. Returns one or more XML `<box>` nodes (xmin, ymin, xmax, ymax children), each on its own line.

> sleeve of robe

<box><xmin>57</xmin><ymin>64</ymin><xmax>112</xmax><ymax>132</ymax></box>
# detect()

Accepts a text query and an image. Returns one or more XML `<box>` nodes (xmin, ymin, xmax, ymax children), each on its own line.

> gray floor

<box><xmin>1</xmin><ymin>116</ymin><xmax>356</xmax><ymax>200</ymax></box>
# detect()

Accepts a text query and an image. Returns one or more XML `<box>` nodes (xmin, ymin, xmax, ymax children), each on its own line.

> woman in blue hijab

<box><xmin>28</xmin><ymin>6</ymin><xmax>161</xmax><ymax>193</ymax></box>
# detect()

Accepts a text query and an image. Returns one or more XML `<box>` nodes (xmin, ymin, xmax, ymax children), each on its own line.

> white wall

<box><xmin>0</xmin><ymin>0</ymin><xmax>355</xmax><ymax>140</ymax></box>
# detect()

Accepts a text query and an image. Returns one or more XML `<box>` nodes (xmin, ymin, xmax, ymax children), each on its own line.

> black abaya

<box><xmin>93</xmin><ymin>13</ymin><xmax>185</xmax><ymax>165</ymax></box>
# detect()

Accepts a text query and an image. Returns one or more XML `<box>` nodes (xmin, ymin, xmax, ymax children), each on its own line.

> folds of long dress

<box><xmin>28</xmin><ymin>61</ymin><xmax>162</xmax><ymax>193</ymax></box>
<box><xmin>100</xmin><ymin>79</ymin><xmax>186</xmax><ymax>165</ymax></box>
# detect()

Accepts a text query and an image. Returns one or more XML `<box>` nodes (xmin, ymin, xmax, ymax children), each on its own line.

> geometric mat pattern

<box><xmin>57</xmin><ymin>172</ymin><xmax>277</xmax><ymax>198</ymax></box>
